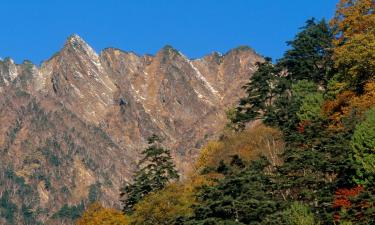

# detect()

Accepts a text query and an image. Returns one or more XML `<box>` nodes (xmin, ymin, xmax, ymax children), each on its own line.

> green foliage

<box><xmin>291</xmin><ymin>80</ymin><xmax>319</xmax><ymax>101</ymax></box>
<box><xmin>22</xmin><ymin>203</ymin><xmax>37</xmax><ymax>225</ymax></box>
<box><xmin>297</xmin><ymin>92</ymin><xmax>324</xmax><ymax>122</ymax></box>
<box><xmin>267</xmin><ymin>20</ymin><xmax>334</xmax><ymax>130</ymax></box>
<box><xmin>0</xmin><ymin>191</ymin><xmax>17</xmax><ymax>225</ymax></box>
<box><xmin>232</xmin><ymin>58</ymin><xmax>279</xmax><ymax>130</ymax></box>
<box><xmin>53</xmin><ymin>201</ymin><xmax>85</xmax><ymax>220</ymax></box>
<box><xmin>4</xmin><ymin>167</ymin><xmax>38</xmax><ymax>203</ymax></box>
<box><xmin>281</xmin><ymin>202</ymin><xmax>317</xmax><ymax>225</ymax></box>
<box><xmin>60</xmin><ymin>186</ymin><xmax>70</xmax><ymax>195</ymax></box>
<box><xmin>0</xmin><ymin>165</ymin><xmax>42</xmax><ymax>224</ymax></box>
<box><xmin>41</xmin><ymin>146</ymin><xmax>60</xmax><ymax>167</ymax></box>
<box><xmin>88</xmin><ymin>182</ymin><xmax>102</xmax><ymax>204</ymax></box>
<box><xmin>339</xmin><ymin>187</ymin><xmax>375</xmax><ymax>225</ymax></box>
<box><xmin>290</xmin><ymin>80</ymin><xmax>324</xmax><ymax>122</ymax></box>
<box><xmin>14</xmin><ymin>88</ymin><xmax>30</xmax><ymax>97</ymax></box>
<box><xmin>31</xmin><ymin>172</ymin><xmax>52</xmax><ymax>191</ymax></box>
<box><xmin>267</xmin><ymin>80</ymin><xmax>322</xmax><ymax>134</ymax></box>
<box><xmin>187</xmin><ymin>157</ymin><xmax>281</xmax><ymax>224</ymax></box>
<box><xmin>7</xmin><ymin>119</ymin><xmax>22</xmax><ymax>144</ymax></box>
<box><xmin>279</xmin><ymin>18</ymin><xmax>335</xmax><ymax>84</ymax></box>
<box><xmin>120</xmin><ymin>135</ymin><xmax>179</xmax><ymax>214</ymax></box>
<box><xmin>351</xmin><ymin>107</ymin><xmax>375</xmax><ymax>186</ymax></box>
<box><xmin>231</xmin><ymin>19</ymin><xmax>335</xmax><ymax>132</ymax></box>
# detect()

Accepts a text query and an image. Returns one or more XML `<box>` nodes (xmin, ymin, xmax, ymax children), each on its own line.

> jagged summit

<box><xmin>156</xmin><ymin>44</ymin><xmax>181</xmax><ymax>57</ymax></box>
<box><xmin>65</xmin><ymin>33</ymin><xmax>86</xmax><ymax>45</ymax></box>
<box><xmin>225</xmin><ymin>45</ymin><xmax>259</xmax><ymax>56</ymax></box>
<box><xmin>0</xmin><ymin>56</ymin><xmax>19</xmax><ymax>87</ymax></box>
<box><xmin>62</xmin><ymin>34</ymin><xmax>99</xmax><ymax>58</ymax></box>
<box><xmin>0</xmin><ymin>57</ymin><xmax>14</xmax><ymax>63</ymax></box>
<box><xmin>161</xmin><ymin>44</ymin><xmax>177</xmax><ymax>51</ymax></box>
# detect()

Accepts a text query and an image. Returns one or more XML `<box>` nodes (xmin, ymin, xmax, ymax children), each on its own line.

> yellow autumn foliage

<box><xmin>331</xmin><ymin>0</ymin><xmax>375</xmax><ymax>44</ymax></box>
<box><xmin>196</xmin><ymin>124</ymin><xmax>284</xmax><ymax>171</ymax></box>
<box><xmin>128</xmin><ymin>167</ymin><xmax>218</xmax><ymax>225</ymax></box>
<box><xmin>334</xmin><ymin>32</ymin><xmax>375</xmax><ymax>84</ymax></box>
<box><xmin>129</xmin><ymin>183</ymin><xmax>194</xmax><ymax>225</ymax></box>
<box><xmin>76</xmin><ymin>203</ymin><xmax>130</xmax><ymax>225</ymax></box>
<box><xmin>331</xmin><ymin>0</ymin><xmax>375</xmax><ymax>85</ymax></box>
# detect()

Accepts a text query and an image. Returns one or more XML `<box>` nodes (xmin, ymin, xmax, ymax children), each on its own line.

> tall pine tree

<box><xmin>120</xmin><ymin>135</ymin><xmax>179</xmax><ymax>214</ymax></box>
<box><xmin>186</xmin><ymin>156</ymin><xmax>281</xmax><ymax>224</ymax></box>
<box><xmin>232</xmin><ymin>57</ymin><xmax>279</xmax><ymax>130</ymax></box>
<box><xmin>279</xmin><ymin>18</ymin><xmax>335</xmax><ymax>85</ymax></box>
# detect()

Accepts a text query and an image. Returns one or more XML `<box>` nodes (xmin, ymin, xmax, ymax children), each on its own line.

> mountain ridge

<box><xmin>1</xmin><ymin>34</ymin><xmax>261</xmax><ymax>66</ymax></box>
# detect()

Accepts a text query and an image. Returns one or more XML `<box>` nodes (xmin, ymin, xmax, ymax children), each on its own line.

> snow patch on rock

<box><xmin>179</xmin><ymin>52</ymin><xmax>219</xmax><ymax>96</ymax></box>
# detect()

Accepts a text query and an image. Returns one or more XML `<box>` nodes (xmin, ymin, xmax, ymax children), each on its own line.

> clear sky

<box><xmin>1</xmin><ymin>0</ymin><xmax>338</xmax><ymax>64</ymax></box>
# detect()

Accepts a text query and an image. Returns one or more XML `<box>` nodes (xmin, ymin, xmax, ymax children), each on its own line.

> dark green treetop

<box><xmin>120</xmin><ymin>134</ymin><xmax>179</xmax><ymax>214</ymax></box>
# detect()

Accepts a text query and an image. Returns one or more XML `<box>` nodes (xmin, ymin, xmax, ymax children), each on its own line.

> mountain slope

<box><xmin>0</xmin><ymin>35</ymin><xmax>263</xmax><ymax>224</ymax></box>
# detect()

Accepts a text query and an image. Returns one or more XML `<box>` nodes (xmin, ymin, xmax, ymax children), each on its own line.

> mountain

<box><xmin>0</xmin><ymin>34</ymin><xmax>263</xmax><ymax>224</ymax></box>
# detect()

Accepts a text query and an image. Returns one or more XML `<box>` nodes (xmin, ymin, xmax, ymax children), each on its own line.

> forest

<box><xmin>76</xmin><ymin>0</ymin><xmax>375</xmax><ymax>224</ymax></box>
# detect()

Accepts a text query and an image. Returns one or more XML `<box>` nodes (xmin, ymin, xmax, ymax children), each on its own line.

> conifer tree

<box><xmin>120</xmin><ymin>135</ymin><xmax>179</xmax><ymax>214</ymax></box>
<box><xmin>279</xmin><ymin>18</ymin><xmax>335</xmax><ymax>85</ymax></box>
<box><xmin>187</xmin><ymin>156</ymin><xmax>281</xmax><ymax>224</ymax></box>
<box><xmin>232</xmin><ymin>19</ymin><xmax>334</xmax><ymax>131</ymax></box>
<box><xmin>351</xmin><ymin>107</ymin><xmax>375</xmax><ymax>186</ymax></box>
<box><xmin>266</xmin><ymin>19</ymin><xmax>335</xmax><ymax>132</ymax></box>
<box><xmin>231</xmin><ymin>57</ymin><xmax>278</xmax><ymax>130</ymax></box>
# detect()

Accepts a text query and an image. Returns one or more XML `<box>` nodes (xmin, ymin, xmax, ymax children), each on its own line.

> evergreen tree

<box><xmin>231</xmin><ymin>58</ymin><xmax>279</xmax><ymax>130</ymax></box>
<box><xmin>115</xmin><ymin>3</ymin><xmax>374</xmax><ymax>224</ymax></box>
<box><xmin>187</xmin><ymin>156</ymin><xmax>282</xmax><ymax>224</ymax></box>
<box><xmin>265</xmin><ymin>19</ymin><xmax>335</xmax><ymax>132</ymax></box>
<box><xmin>351</xmin><ymin>107</ymin><xmax>375</xmax><ymax>186</ymax></box>
<box><xmin>120</xmin><ymin>134</ymin><xmax>179</xmax><ymax>214</ymax></box>
<box><xmin>276</xmin><ymin>124</ymin><xmax>356</xmax><ymax>221</ymax></box>
<box><xmin>279</xmin><ymin>18</ymin><xmax>335</xmax><ymax>85</ymax></box>
<box><xmin>232</xmin><ymin>19</ymin><xmax>334</xmax><ymax>131</ymax></box>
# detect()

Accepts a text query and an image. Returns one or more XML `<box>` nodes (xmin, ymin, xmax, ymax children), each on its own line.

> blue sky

<box><xmin>1</xmin><ymin>0</ymin><xmax>338</xmax><ymax>64</ymax></box>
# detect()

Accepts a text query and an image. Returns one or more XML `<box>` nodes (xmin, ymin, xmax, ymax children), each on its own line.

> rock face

<box><xmin>0</xmin><ymin>35</ymin><xmax>263</xmax><ymax>224</ymax></box>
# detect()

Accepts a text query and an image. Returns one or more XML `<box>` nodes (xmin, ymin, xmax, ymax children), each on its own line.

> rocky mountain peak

<box><xmin>65</xmin><ymin>34</ymin><xmax>94</xmax><ymax>51</ymax></box>
<box><xmin>0</xmin><ymin>57</ymin><xmax>19</xmax><ymax>87</ymax></box>
<box><xmin>61</xmin><ymin>34</ymin><xmax>101</xmax><ymax>65</ymax></box>
<box><xmin>154</xmin><ymin>44</ymin><xmax>182</xmax><ymax>61</ymax></box>
<box><xmin>36</xmin><ymin>34</ymin><xmax>118</xmax><ymax>123</ymax></box>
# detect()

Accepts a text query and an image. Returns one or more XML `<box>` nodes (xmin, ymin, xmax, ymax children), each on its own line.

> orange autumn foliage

<box><xmin>333</xmin><ymin>185</ymin><xmax>364</xmax><ymax>222</ymax></box>
<box><xmin>333</xmin><ymin>185</ymin><xmax>364</xmax><ymax>209</ymax></box>
<box><xmin>323</xmin><ymin>82</ymin><xmax>375</xmax><ymax>130</ymax></box>
<box><xmin>297</xmin><ymin>120</ymin><xmax>312</xmax><ymax>134</ymax></box>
